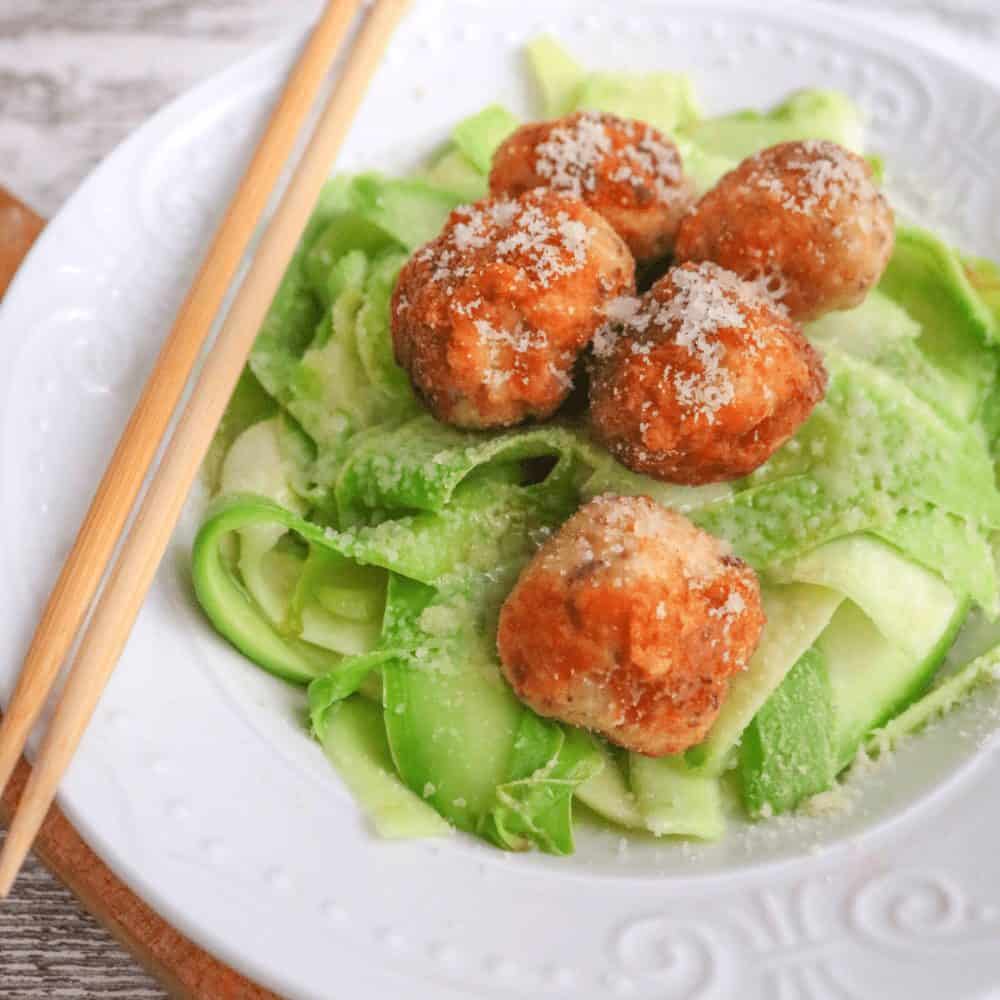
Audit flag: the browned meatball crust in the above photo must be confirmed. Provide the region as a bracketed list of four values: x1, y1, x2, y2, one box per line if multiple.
[497, 494, 765, 756]
[589, 262, 827, 484]
[391, 189, 634, 428]
[490, 111, 694, 262]
[675, 139, 894, 321]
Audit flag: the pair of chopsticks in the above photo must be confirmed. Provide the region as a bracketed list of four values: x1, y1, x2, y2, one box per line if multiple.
[0, 0, 411, 895]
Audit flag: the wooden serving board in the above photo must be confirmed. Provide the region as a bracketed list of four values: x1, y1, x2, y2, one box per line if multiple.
[0, 186, 279, 1000]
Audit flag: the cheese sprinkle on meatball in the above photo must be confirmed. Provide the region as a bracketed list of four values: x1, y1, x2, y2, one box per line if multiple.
[490, 111, 693, 263]
[675, 139, 894, 321]
[497, 494, 765, 757]
[589, 261, 827, 484]
[392, 189, 634, 428]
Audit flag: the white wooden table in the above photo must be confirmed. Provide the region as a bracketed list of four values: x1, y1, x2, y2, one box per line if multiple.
[0, 1, 997, 997]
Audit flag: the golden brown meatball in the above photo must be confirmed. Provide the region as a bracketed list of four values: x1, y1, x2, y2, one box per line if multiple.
[589, 262, 827, 484]
[497, 494, 765, 756]
[489, 111, 693, 263]
[675, 139, 894, 321]
[391, 190, 634, 428]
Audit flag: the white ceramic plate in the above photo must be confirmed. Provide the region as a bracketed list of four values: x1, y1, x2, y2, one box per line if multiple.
[4, 2, 1000, 997]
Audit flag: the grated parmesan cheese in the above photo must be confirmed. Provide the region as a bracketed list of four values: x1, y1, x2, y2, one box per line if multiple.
[532, 111, 682, 203]
[748, 139, 871, 216]
[431, 195, 597, 291]
[619, 262, 771, 423]
[535, 111, 613, 196]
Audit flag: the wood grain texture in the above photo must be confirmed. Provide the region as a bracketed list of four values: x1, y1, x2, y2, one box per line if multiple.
[0, 836, 166, 999]
[0, 0, 322, 215]
[0, 191, 278, 999]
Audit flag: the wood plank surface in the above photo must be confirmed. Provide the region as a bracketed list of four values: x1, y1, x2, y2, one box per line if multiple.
[0, 0, 321, 217]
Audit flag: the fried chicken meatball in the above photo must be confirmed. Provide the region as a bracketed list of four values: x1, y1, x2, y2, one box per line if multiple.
[391, 190, 634, 428]
[489, 111, 693, 263]
[589, 262, 827, 484]
[675, 140, 894, 321]
[497, 494, 765, 756]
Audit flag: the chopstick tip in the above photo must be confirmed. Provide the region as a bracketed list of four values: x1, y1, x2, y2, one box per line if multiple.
[0, 813, 35, 898]
[0, 850, 20, 899]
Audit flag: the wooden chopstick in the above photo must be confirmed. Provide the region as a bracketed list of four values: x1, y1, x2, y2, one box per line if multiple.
[0, 0, 411, 895]
[0, 0, 366, 803]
